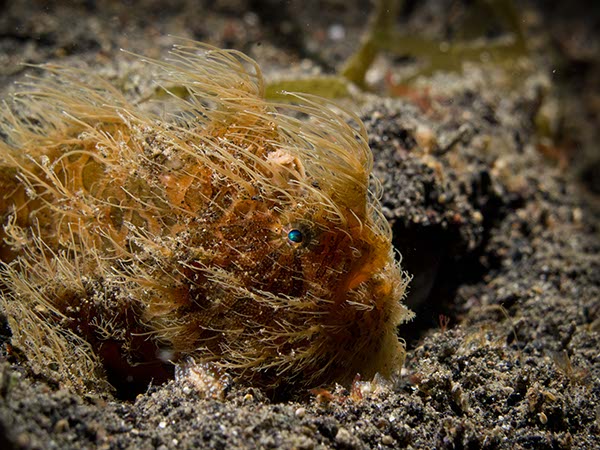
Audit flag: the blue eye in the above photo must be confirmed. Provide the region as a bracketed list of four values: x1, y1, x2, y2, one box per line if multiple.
[287, 229, 303, 244]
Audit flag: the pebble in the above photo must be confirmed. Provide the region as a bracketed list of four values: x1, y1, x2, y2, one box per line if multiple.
[382, 435, 395, 445]
[335, 427, 354, 446]
[54, 418, 69, 432]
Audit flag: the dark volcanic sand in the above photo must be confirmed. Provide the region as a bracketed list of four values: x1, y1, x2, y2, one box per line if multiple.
[1, 1, 599, 449]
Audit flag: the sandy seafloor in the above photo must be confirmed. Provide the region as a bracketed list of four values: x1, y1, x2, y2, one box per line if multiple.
[0, 0, 599, 448]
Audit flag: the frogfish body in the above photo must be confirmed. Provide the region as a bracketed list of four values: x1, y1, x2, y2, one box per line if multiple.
[0, 42, 412, 395]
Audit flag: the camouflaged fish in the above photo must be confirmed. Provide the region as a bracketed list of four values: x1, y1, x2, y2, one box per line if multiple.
[0, 41, 412, 395]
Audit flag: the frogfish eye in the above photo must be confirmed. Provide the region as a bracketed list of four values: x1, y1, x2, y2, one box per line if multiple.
[287, 229, 303, 244]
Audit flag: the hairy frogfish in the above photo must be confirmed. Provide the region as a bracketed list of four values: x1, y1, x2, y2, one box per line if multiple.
[0, 42, 413, 395]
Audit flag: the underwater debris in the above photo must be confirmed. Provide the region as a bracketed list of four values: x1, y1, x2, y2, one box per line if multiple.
[341, 0, 528, 89]
[0, 41, 413, 396]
